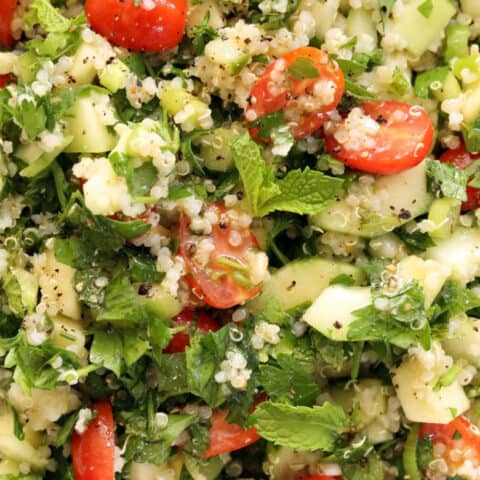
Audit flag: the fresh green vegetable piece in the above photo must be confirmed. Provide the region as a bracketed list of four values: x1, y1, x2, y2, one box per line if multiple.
[250, 401, 350, 451]
[403, 424, 422, 480]
[426, 159, 469, 202]
[287, 57, 320, 81]
[414, 67, 450, 99]
[445, 24, 470, 62]
[417, 0, 433, 18]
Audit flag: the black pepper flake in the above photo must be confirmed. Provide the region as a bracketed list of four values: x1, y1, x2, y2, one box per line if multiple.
[398, 208, 412, 220]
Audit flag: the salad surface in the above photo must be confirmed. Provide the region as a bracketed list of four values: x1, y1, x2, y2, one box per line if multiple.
[2, 0, 480, 479]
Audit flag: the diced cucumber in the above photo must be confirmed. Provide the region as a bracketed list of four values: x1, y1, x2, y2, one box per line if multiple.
[443, 317, 480, 368]
[311, 161, 432, 238]
[140, 284, 182, 319]
[424, 227, 480, 286]
[461, 81, 480, 123]
[432, 71, 462, 101]
[392, 342, 470, 423]
[3, 268, 38, 316]
[200, 125, 244, 172]
[345, 8, 377, 43]
[129, 454, 183, 480]
[330, 379, 394, 444]
[51, 315, 87, 361]
[0, 410, 48, 471]
[187, 0, 224, 30]
[265, 446, 321, 480]
[247, 257, 364, 313]
[63, 91, 117, 153]
[19, 135, 73, 178]
[396, 255, 450, 307]
[389, 0, 456, 57]
[204, 38, 250, 75]
[303, 285, 372, 341]
[67, 42, 98, 85]
[99, 59, 129, 93]
[453, 54, 480, 85]
[311, 0, 340, 40]
[461, 0, 480, 18]
[427, 197, 461, 240]
[445, 24, 470, 62]
[16, 51, 36, 83]
[159, 83, 212, 132]
[184, 453, 224, 480]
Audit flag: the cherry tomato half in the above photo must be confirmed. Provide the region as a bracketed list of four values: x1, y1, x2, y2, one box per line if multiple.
[440, 143, 480, 211]
[419, 416, 480, 476]
[163, 308, 220, 353]
[72, 401, 115, 480]
[0, 0, 16, 48]
[246, 47, 344, 141]
[324, 101, 434, 175]
[203, 409, 261, 459]
[85, 0, 187, 52]
[178, 203, 263, 310]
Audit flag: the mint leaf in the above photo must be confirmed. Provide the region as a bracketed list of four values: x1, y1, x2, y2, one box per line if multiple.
[251, 401, 350, 451]
[426, 159, 469, 202]
[27, 0, 72, 33]
[258, 355, 319, 405]
[258, 167, 344, 216]
[287, 57, 319, 81]
[230, 134, 279, 214]
[417, 0, 433, 18]
[90, 330, 124, 377]
[231, 135, 343, 216]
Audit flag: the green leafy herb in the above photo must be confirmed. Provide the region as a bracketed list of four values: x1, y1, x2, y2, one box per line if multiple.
[417, 0, 433, 18]
[250, 401, 350, 451]
[231, 134, 344, 216]
[330, 273, 356, 286]
[431, 280, 480, 320]
[344, 80, 375, 99]
[287, 57, 320, 81]
[258, 354, 319, 405]
[426, 159, 469, 202]
[390, 67, 410, 96]
[396, 229, 436, 253]
[188, 11, 219, 55]
[433, 364, 462, 392]
[26, 0, 74, 33]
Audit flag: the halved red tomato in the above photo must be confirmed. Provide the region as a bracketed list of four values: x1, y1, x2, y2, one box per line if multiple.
[72, 401, 115, 480]
[324, 101, 434, 175]
[299, 476, 341, 480]
[164, 308, 220, 353]
[246, 47, 344, 142]
[0, 0, 16, 48]
[178, 203, 263, 309]
[85, 0, 187, 52]
[203, 409, 261, 459]
[419, 416, 480, 477]
[440, 143, 480, 211]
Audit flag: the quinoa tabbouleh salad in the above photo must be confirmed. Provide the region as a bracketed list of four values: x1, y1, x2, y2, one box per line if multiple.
[3, 0, 480, 479]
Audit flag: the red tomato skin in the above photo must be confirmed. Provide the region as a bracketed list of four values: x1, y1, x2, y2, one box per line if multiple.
[419, 416, 480, 473]
[85, 0, 187, 52]
[163, 308, 219, 353]
[325, 101, 434, 175]
[246, 47, 344, 141]
[72, 401, 115, 480]
[178, 204, 262, 310]
[203, 409, 261, 459]
[0, 0, 16, 48]
[440, 143, 480, 211]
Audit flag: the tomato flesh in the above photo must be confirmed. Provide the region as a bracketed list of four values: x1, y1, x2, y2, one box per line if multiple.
[203, 409, 261, 459]
[299, 476, 341, 480]
[0, 0, 16, 48]
[163, 308, 220, 353]
[419, 416, 480, 476]
[440, 143, 480, 211]
[0, 75, 12, 89]
[246, 47, 344, 141]
[324, 101, 434, 175]
[85, 0, 187, 52]
[178, 203, 263, 309]
[72, 401, 115, 480]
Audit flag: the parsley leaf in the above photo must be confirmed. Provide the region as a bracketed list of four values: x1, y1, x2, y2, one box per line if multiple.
[287, 57, 320, 81]
[26, 0, 73, 33]
[417, 0, 433, 18]
[231, 134, 344, 216]
[426, 159, 469, 202]
[188, 11, 219, 55]
[258, 354, 319, 405]
[250, 401, 350, 451]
